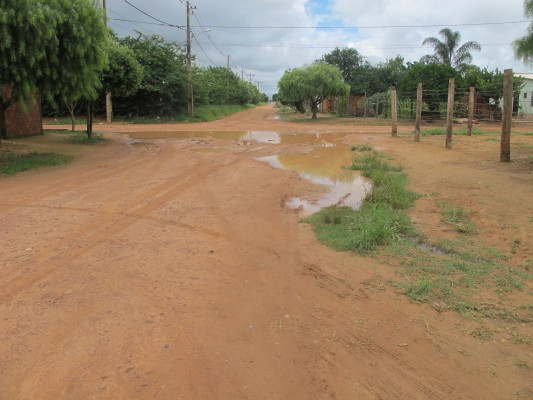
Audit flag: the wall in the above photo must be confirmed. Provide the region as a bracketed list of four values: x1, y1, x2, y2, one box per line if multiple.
[1, 87, 42, 138]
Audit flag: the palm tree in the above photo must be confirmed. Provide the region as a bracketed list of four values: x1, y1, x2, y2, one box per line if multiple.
[421, 28, 481, 71]
[514, 0, 533, 65]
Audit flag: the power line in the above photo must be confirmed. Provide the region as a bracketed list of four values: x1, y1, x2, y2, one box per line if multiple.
[110, 17, 184, 29]
[190, 20, 532, 30]
[122, 0, 180, 28]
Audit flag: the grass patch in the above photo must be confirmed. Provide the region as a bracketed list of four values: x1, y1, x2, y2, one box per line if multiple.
[439, 202, 478, 234]
[420, 127, 492, 136]
[116, 104, 256, 124]
[304, 151, 419, 254]
[62, 132, 106, 144]
[351, 144, 374, 151]
[303, 204, 415, 254]
[0, 151, 72, 175]
[302, 148, 532, 321]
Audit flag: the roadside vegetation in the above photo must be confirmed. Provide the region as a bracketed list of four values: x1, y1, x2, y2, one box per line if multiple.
[0, 130, 105, 176]
[304, 146, 533, 321]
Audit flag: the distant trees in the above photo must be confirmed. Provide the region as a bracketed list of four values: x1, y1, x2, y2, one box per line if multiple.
[420, 28, 481, 71]
[278, 63, 349, 119]
[514, 0, 533, 64]
[0, 0, 108, 142]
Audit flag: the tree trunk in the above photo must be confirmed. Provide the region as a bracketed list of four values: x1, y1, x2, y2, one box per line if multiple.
[0, 103, 8, 145]
[86, 101, 94, 139]
[65, 100, 77, 132]
[311, 102, 318, 119]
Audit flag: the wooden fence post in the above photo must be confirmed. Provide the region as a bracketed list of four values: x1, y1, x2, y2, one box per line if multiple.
[391, 87, 398, 137]
[467, 87, 475, 136]
[445, 78, 455, 149]
[375, 99, 379, 118]
[415, 83, 422, 142]
[501, 69, 513, 162]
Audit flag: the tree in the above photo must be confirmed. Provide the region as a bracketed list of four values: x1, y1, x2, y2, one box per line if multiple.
[514, 0, 533, 64]
[97, 43, 143, 129]
[421, 28, 481, 71]
[116, 33, 187, 117]
[398, 62, 462, 112]
[0, 0, 108, 143]
[278, 63, 349, 119]
[317, 47, 364, 82]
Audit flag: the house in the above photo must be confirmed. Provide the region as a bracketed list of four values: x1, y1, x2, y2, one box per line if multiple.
[1, 87, 42, 138]
[515, 73, 533, 120]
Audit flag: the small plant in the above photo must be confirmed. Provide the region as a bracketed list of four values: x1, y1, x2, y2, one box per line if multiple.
[63, 132, 106, 144]
[440, 202, 478, 234]
[351, 144, 373, 152]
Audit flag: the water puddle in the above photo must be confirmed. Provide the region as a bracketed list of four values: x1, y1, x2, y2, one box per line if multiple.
[257, 142, 371, 215]
[124, 130, 370, 215]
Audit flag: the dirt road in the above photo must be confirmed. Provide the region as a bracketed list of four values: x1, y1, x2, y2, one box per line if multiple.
[1, 105, 532, 399]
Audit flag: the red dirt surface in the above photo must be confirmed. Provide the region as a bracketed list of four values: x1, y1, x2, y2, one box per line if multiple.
[1, 105, 532, 399]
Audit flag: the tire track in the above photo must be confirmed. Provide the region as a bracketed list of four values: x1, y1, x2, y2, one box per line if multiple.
[0, 160, 216, 304]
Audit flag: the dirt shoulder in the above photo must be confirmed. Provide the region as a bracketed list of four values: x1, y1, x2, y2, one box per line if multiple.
[1, 105, 532, 399]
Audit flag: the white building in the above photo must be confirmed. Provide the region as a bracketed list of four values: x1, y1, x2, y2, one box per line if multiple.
[515, 73, 533, 119]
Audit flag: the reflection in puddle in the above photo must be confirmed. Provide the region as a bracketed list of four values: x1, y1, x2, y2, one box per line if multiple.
[257, 142, 371, 215]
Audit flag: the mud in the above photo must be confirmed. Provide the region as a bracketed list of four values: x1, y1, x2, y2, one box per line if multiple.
[1, 105, 532, 399]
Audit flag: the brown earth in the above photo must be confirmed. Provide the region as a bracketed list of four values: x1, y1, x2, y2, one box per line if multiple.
[1, 105, 532, 399]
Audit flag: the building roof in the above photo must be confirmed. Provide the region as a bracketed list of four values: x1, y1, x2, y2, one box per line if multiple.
[515, 73, 533, 80]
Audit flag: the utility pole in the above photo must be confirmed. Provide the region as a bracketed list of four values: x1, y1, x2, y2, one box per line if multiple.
[102, 0, 113, 123]
[247, 73, 254, 84]
[186, 1, 194, 116]
[241, 70, 244, 80]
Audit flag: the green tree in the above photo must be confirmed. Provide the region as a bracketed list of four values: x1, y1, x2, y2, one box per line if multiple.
[0, 0, 108, 143]
[116, 33, 187, 116]
[278, 63, 349, 119]
[97, 43, 143, 128]
[398, 62, 462, 112]
[514, 0, 533, 64]
[317, 47, 364, 82]
[421, 28, 481, 71]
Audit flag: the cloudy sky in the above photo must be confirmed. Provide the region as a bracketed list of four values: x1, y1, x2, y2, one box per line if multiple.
[106, 0, 532, 95]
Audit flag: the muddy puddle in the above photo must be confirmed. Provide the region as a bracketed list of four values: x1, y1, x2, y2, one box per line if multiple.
[257, 143, 370, 215]
[125, 130, 370, 215]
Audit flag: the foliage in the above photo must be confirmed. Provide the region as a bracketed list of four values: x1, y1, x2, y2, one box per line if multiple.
[115, 33, 188, 116]
[420, 28, 481, 71]
[397, 62, 462, 111]
[462, 66, 525, 100]
[102, 43, 143, 97]
[514, 0, 533, 65]
[63, 132, 106, 144]
[317, 47, 364, 81]
[319, 49, 407, 96]
[278, 63, 350, 118]
[0, 0, 108, 141]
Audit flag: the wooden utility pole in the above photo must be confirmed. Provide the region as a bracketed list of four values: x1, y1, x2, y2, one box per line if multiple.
[445, 78, 455, 149]
[414, 82, 422, 142]
[186, 1, 194, 116]
[391, 87, 398, 137]
[102, 0, 113, 123]
[247, 73, 254, 84]
[501, 69, 513, 162]
[467, 87, 475, 136]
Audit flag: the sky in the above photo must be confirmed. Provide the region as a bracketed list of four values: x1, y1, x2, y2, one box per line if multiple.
[106, 0, 533, 96]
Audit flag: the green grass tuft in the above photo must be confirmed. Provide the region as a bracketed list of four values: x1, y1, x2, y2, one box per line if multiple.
[63, 132, 106, 144]
[0, 151, 73, 175]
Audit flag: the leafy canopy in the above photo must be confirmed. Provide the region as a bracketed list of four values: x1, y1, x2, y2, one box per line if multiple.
[278, 63, 349, 118]
[514, 0, 533, 65]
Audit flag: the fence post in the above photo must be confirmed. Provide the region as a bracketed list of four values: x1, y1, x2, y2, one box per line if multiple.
[364, 92, 368, 117]
[415, 83, 422, 142]
[501, 69, 513, 162]
[391, 87, 398, 137]
[375, 99, 379, 118]
[445, 78, 455, 149]
[467, 87, 475, 136]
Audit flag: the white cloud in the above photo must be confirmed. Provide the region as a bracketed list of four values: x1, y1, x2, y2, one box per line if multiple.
[107, 0, 533, 95]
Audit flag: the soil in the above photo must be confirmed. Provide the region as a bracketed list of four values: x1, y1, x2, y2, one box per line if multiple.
[1, 105, 532, 399]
